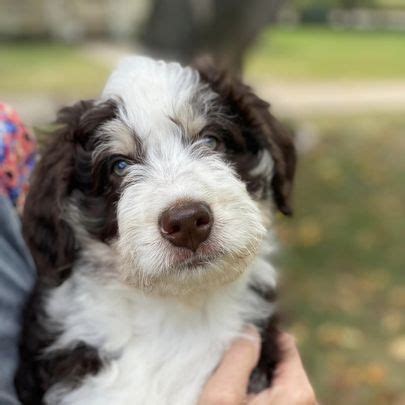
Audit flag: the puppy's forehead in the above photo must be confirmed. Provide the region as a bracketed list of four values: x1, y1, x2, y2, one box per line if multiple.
[102, 56, 216, 145]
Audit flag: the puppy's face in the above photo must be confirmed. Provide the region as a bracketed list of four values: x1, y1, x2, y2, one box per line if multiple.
[24, 57, 296, 296]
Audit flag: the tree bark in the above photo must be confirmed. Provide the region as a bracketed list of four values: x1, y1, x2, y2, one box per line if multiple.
[141, 0, 285, 72]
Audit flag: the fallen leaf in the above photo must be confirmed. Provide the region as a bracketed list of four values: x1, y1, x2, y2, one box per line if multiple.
[317, 323, 364, 349]
[382, 311, 403, 334]
[388, 336, 405, 362]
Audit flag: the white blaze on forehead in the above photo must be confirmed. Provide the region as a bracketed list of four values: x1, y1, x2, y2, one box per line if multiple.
[102, 56, 216, 142]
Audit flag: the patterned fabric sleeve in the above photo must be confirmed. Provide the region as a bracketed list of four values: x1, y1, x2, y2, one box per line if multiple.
[0, 103, 37, 211]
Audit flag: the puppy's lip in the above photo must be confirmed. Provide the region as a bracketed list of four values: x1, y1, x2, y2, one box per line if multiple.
[169, 246, 223, 269]
[180, 254, 218, 268]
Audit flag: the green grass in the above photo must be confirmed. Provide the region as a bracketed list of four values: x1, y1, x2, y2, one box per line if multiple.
[276, 113, 405, 404]
[376, 0, 405, 8]
[247, 26, 405, 80]
[0, 42, 109, 96]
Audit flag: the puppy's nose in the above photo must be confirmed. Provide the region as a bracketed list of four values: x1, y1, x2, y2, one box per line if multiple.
[159, 201, 213, 252]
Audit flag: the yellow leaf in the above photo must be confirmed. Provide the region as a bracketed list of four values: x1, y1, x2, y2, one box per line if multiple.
[317, 323, 364, 349]
[388, 336, 405, 362]
[364, 363, 387, 385]
[382, 311, 403, 334]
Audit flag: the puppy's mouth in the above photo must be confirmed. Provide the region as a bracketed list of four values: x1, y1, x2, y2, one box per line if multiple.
[168, 245, 223, 270]
[177, 254, 219, 270]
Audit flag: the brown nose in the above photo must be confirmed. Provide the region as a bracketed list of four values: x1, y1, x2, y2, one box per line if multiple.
[159, 201, 213, 252]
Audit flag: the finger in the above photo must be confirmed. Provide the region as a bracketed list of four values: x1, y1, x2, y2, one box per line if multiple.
[273, 333, 305, 380]
[249, 387, 279, 405]
[279, 333, 301, 362]
[199, 325, 261, 404]
[249, 386, 296, 405]
[249, 386, 317, 405]
[250, 333, 316, 405]
[212, 325, 261, 385]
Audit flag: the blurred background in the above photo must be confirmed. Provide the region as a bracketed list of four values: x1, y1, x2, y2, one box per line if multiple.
[1, 0, 404, 403]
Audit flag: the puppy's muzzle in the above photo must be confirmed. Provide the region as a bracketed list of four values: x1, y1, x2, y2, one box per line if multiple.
[159, 201, 213, 252]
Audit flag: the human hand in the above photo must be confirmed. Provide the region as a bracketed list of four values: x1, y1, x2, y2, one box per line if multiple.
[199, 326, 317, 405]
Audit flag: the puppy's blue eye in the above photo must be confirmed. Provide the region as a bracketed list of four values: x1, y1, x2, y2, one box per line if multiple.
[201, 135, 220, 150]
[113, 160, 130, 176]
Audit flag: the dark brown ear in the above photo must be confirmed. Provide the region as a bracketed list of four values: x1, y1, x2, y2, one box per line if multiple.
[193, 57, 296, 215]
[22, 100, 117, 285]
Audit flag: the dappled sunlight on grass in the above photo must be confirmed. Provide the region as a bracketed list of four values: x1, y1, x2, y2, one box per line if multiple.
[276, 114, 405, 404]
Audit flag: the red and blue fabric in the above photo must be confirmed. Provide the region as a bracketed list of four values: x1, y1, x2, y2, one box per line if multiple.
[0, 103, 37, 210]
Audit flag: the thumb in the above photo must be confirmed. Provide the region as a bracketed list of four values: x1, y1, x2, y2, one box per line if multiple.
[199, 325, 261, 404]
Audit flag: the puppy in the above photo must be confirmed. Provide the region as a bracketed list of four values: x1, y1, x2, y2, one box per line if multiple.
[16, 56, 296, 405]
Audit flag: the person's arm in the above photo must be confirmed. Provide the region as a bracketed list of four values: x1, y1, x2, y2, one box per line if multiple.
[0, 103, 37, 404]
[0, 197, 36, 405]
[199, 327, 317, 405]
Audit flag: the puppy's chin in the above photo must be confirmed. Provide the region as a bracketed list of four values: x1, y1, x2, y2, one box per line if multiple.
[116, 244, 260, 297]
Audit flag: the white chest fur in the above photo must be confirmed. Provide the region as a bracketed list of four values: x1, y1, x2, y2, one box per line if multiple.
[44, 254, 276, 405]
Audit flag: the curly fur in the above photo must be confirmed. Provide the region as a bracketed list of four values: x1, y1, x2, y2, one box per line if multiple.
[16, 56, 296, 405]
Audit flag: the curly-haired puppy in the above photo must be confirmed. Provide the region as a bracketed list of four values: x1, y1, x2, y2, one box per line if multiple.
[16, 56, 296, 405]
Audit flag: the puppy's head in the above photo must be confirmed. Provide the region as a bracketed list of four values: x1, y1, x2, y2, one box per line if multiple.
[24, 57, 295, 295]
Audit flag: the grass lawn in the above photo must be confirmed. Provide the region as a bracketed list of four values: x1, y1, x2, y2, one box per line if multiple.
[247, 26, 405, 80]
[276, 113, 405, 404]
[0, 42, 110, 96]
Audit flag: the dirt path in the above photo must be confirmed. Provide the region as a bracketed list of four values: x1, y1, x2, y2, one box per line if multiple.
[252, 79, 405, 116]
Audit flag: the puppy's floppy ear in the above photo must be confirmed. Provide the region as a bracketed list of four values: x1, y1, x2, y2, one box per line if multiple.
[23, 100, 117, 285]
[193, 57, 296, 215]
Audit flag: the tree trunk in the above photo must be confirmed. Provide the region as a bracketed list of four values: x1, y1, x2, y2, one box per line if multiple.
[140, 0, 285, 72]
